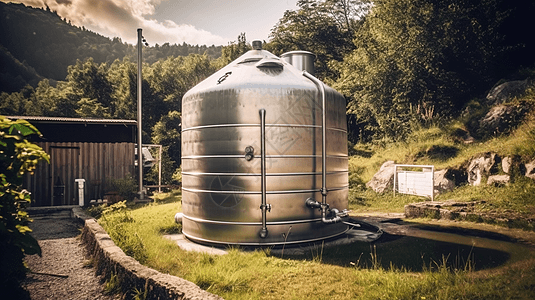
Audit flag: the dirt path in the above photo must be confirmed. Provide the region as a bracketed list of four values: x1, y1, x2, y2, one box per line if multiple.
[22, 209, 119, 300]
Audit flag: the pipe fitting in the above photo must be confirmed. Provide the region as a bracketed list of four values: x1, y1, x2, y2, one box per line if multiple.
[306, 198, 347, 224]
[305, 198, 322, 209]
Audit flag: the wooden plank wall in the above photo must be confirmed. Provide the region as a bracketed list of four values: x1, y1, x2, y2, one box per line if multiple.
[25, 142, 135, 207]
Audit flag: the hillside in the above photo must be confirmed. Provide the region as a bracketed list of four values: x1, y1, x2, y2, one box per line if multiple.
[0, 2, 222, 93]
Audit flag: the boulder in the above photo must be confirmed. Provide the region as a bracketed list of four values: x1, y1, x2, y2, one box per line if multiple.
[502, 156, 512, 174]
[486, 79, 531, 106]
[433, 169, 455, 195]
[478, 104, 529, 137]
[487, 175, 510, 186]
[526, 160, 535, 180]
[366, 161, 396, 193]
[467, 153, 498, 186]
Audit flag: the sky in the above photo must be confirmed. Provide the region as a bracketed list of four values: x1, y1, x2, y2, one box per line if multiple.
[2, 0, 299, 46]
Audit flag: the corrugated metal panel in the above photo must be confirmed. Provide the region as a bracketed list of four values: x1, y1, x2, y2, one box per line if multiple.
[8, 116, 137, 125]
[24, 142, 135, 207]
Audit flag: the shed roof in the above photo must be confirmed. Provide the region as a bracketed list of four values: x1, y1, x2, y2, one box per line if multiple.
[7, 116, 137, 125]
[6, 116, 137, 143]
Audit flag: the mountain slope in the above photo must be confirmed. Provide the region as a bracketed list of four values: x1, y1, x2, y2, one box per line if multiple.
[0, 2, 222, 93]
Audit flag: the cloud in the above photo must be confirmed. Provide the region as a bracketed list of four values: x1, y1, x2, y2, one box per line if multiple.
[7, 0, 229, 45]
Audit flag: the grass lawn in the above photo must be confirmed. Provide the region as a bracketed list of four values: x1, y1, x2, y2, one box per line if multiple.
[95, 192, 535, 300]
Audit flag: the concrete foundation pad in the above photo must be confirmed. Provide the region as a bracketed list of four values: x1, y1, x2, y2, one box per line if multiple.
[164, 234, 228, 255]
[164, 218, 383, 256]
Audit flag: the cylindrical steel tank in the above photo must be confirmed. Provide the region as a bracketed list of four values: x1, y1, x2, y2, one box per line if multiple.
[180, 43, 349, 246]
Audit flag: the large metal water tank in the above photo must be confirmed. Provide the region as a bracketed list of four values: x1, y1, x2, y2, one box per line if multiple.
[180, 42, 349, 245]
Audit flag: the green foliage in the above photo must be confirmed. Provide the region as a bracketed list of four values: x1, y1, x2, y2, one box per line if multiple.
[213, 33, 251, 68]
[172, 167, 182, 184]
[0, 116, 49, 295]
[76, 98, 111, 118]
[105, 174, 137, 201]
[100, 198, 535, 300]
[267, 0, 369, 80]
[103, 273, 122, 295]
[0, 2, 222, 92]
[100, 201, 147, 263]
[334, 0, 535, 143]
[0, 91, 27, 116]
[148, 111, 182, 185]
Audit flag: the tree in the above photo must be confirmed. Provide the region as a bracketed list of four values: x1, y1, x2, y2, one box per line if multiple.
[66, 58, 112, 109]
[213, 33, 251, 69]
[0, 92, 27, 116]
[334, 0, 534, 142]
[107, 58, 137, 120]
[75, 98, 111, 118]
[148, 54, 216, 112]
[23, 79, 58, 116]
[267, 0, 369, 80]
[149, 111, 182, 184]
[0, 116, 49, 298]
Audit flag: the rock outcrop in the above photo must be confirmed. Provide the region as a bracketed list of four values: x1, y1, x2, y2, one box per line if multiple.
[487, 175, 511, 186]
[486, 79, 532, 106]
[467, 152, 498, 186]
[478, 104, 530, 137]
[526, 160, 535, 180]
[366, 152, 534, 195]
[433, 169, 455, 194]
[366, 161, 395, 193]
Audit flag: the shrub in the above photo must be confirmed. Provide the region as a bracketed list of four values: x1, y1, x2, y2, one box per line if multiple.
[0, 116, 49, 297]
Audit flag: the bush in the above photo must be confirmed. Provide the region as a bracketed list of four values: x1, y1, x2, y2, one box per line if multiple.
[0, 116, 49, 298]
[105, 174, 136, 201]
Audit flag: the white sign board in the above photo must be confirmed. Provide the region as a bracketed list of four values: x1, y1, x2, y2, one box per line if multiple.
[394, 165, 434, 200]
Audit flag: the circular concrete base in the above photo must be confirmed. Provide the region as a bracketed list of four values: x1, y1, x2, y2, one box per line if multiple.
[165, 218, 383, 256]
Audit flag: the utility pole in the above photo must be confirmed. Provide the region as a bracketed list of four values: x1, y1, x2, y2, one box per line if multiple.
[137, 28, 144, 200]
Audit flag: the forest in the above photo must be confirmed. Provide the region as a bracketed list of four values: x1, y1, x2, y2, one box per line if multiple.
[1, 0, 535, 185]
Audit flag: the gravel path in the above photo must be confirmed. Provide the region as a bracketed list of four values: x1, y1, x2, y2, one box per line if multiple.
[22, 209, 120, 300]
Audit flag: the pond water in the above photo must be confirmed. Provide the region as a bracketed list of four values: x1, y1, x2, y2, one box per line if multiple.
[279, 218, 534, 272]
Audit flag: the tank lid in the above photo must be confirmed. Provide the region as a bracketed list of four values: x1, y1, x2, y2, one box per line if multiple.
[252, 40, 262, 50]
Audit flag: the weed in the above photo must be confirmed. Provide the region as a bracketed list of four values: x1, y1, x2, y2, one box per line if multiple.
[105, 174, 136, 201]
[370, 244, 381, 270]
[280, 226, 292, 258]
[82, 259, 93, 268]
[158, 223, 182, 234]
[310, 241, 324, 263]
[86, 204, 107, 218]
[103, 273, 121, 295]
[131, 279, 149, 300]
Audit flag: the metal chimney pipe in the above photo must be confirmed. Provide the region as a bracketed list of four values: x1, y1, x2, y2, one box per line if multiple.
[137, 28, 144, 200]
[281, 51, 316, 75]
[252, 40, 262, 50]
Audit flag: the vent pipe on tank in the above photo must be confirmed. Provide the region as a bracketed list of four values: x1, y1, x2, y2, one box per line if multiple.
[252, 40, 262, 50]
[281, 51, 316, 75]
[303, 70, 348, 224]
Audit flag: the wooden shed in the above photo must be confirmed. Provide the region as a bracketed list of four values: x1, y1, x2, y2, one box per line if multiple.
[9, 116, 137, 207]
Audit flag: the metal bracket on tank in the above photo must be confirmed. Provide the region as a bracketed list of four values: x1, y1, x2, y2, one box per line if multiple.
[244, 146, 254, 161]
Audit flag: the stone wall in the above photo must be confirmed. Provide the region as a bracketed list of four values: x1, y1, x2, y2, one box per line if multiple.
[72, 207, 222, 300]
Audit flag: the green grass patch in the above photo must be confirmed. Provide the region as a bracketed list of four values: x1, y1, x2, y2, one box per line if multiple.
[348, 102, 535, 220]
[98, 193, 535, 299]
[349, 188, 423, 213]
